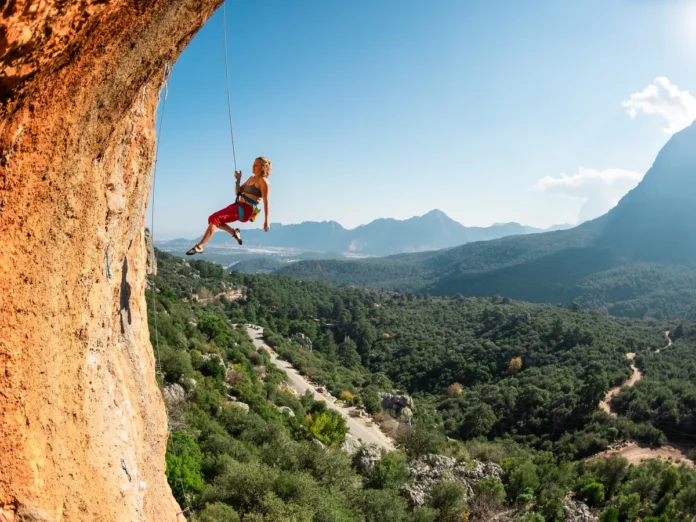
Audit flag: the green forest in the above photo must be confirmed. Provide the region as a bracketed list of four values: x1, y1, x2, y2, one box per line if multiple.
[150, 249, 696, 521]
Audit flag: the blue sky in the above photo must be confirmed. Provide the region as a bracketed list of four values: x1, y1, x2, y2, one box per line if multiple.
[148, 0, 696, 239]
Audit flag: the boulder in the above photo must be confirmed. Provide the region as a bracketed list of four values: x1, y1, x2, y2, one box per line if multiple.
[162, 384, 186, 408]
[228, 401, 250, 413]
[339, 433, 362, 456]
[563, 498, 597, 522]
[277, 406, 296, 417]
[353, 445, 383, 474]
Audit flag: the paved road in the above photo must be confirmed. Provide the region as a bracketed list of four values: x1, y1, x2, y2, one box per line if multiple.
[245, 326, 395, 451]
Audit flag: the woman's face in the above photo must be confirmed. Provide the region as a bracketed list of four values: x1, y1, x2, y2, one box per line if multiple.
[252, 160, 262, 175]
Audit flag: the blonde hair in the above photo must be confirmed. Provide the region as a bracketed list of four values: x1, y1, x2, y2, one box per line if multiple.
[256, 156, 272, 178]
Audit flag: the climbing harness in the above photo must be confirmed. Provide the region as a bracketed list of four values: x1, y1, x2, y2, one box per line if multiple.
[235, 187, 262, 222]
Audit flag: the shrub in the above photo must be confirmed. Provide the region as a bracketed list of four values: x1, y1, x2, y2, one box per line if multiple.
[339, 390, 355, 403]
[599, 507, 619, 522]
[363, 392, 383, 414]
[194, 502, 241, 522]
[508, 357, 523, 374]
[165, 430, 205, 505]
[447, 383, 464, 397]
[427, 481, 468, 522]
[580, 481, 605, 506]
[366, 454, 410, 490]
[303, 411, 348, 446]
[474, 476, 506, 505]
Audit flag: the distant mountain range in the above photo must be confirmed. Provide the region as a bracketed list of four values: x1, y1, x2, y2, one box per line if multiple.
[278, 120, 696, 320]
[156, 211, 572, 257]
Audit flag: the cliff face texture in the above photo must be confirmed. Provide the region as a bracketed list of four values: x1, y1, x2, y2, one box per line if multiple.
[0, 1, 222, 520]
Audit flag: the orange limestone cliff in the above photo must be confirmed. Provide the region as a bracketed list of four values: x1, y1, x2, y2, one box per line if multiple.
[0, 1, 222, 520]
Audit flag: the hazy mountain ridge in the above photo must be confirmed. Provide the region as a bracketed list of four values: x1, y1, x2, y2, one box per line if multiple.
[156, 209, 571, 257]
[278, 121, 696, 319]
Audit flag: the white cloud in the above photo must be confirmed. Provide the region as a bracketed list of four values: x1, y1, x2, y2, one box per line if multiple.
[622, 77, 696, 134]
[533, 167, 643, 224]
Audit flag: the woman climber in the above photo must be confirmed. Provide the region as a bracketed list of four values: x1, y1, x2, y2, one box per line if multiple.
[186, 156, 272, 255]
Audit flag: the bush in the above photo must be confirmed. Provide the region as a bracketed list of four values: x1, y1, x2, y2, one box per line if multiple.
[363, 392, 383, 414]
[194, 502, 241, 522]
[410, 507, 440, 522]
[598, 506, 619, 522]
[508, 357, 523, 374]
[618, 493, 640, 521]
[397, 423, 445, 459]
[447, 383, 463, 397]
[367, 454, 410, 490]
[427, 481, 468, 522]
[360, 488, 409, 522]
[580, 482, 605, 507]
[502, 458, 539, 501]
[339, 390, 355, 402]
[165, 431, 205, 505]
[303, 411, 348, 446]
[475, 477, 506, 504]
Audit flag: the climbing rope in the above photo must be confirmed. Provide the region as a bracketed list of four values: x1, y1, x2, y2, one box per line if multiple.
[150, 60, 173, 381]
[146, 7, 242, 511]
[222, 0, 238, 172]
[149, 59, 195, 520]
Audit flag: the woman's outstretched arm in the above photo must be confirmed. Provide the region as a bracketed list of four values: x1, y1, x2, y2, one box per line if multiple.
[260, 178, 271, 231]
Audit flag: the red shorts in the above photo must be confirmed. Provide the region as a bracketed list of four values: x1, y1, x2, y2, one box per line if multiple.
[208, 202, 253, 226]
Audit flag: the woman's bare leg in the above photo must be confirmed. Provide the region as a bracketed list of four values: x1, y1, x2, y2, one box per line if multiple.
[197, 223, 218, 248]
[218, 223, 241, 242]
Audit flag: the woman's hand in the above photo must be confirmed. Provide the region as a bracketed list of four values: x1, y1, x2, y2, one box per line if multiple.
[264, 220, 270, 232]
[234, 170, 242, 181]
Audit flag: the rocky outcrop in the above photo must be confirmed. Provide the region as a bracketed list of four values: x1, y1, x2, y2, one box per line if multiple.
[402, 454, 504, 508]
[163, 383, 187, 409]
[276, 406, 295, 418]
[379, 392, 414, 421]
[0, 1, 223, 521]
[563, 497, 597, 522]
[339, 433, 362, 456]
[145, 227, 157, 276]
[353, 445, 384, 474]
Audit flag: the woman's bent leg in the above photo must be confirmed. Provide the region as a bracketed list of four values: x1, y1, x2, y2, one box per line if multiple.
[198, 223, 218, 248]
[204, 203, 244, 244]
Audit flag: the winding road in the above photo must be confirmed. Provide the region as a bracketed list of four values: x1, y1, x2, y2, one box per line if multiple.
[596, 331, 693, 467]
[599, 330, 672, 416]
[245, 326, 395, 451]
[598, 352, 640, 416]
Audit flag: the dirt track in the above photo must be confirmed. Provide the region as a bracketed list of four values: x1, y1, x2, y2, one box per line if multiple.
[598, 330, 672, 415]
[600, 441, 694, 469]
[245, 327, 395, 451]
[595, 331, 694, 467]
[598, 353, 640, 416]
